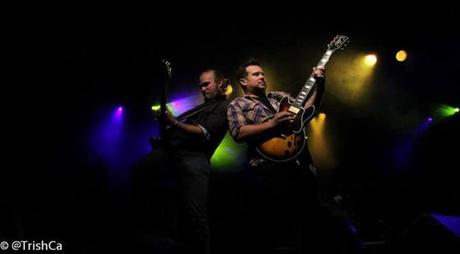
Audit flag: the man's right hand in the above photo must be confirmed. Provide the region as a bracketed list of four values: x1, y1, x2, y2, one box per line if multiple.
[236, 112, 295, 143]
[268, 111, 295, 128]
[153, 110, 177, 126]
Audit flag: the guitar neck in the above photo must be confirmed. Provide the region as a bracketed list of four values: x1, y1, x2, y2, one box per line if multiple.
[159, 60, 172, 139]
[292, 49, 333, 108]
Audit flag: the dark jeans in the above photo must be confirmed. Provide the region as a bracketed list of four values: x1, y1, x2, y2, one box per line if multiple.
[247, 159, 320, 253]
[131, 148, 210, 254]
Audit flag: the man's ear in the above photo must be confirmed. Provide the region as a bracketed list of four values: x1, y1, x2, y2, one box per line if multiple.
[240, 78, 247, 87]
[217, 80, 225, 93]
[218, 79, 229, 90]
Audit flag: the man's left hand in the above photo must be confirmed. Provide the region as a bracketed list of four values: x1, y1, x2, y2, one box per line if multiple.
[312, 67, 325, 81]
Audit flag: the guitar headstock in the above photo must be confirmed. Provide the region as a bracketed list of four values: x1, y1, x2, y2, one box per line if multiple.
[161, 59, 173, 78]
[327, 35, 350, 51]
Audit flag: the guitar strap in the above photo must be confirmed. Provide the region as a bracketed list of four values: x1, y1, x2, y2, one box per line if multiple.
[259, 95, 277, 114]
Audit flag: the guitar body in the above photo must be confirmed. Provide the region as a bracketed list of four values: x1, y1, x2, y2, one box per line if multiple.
[256, 97, 316, 162]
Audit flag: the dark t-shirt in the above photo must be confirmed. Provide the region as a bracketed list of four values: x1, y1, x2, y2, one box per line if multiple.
[168, 97, 228, 159]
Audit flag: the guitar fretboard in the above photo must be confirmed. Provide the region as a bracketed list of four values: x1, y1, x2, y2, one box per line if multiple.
[292, 49, 333, 108]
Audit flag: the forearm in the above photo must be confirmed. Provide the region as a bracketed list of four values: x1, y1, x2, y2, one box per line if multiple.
[174, 121, 203, 136]
[314, 81, 325, 108]
[304, 88, 317, 108]
[304, 82, 325, 109]
[236, 121, 274, 142]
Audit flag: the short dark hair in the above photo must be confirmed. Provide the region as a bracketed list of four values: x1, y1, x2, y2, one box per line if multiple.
[235, 58, 261, 86]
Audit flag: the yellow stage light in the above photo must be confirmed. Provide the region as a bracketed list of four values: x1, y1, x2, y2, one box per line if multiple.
[396, 50, 407, 62]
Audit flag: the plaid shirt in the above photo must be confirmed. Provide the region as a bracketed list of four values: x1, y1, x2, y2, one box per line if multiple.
[227, 91, 294, 139]
[227, 91, 296, 164]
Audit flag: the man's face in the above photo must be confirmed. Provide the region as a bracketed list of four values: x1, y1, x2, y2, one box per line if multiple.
[241, 65, 266, 93]
[199, 71, 221, 100]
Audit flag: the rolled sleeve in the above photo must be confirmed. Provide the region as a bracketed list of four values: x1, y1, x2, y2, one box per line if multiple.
[227, 101, 247, 140]
[195, 102, 228, 141]
[197, 124, 211, 140]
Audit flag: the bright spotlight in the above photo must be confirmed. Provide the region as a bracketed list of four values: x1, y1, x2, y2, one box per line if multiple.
[396, 50, 407, 62]
[114, 106, 123, 119]
[225, 84, 233, 97]
[364, 54, 377, 66]
[437, 104, 460, 118]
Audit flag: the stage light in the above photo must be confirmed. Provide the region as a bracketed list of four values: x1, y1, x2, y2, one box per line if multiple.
[115, 106, 123, 118]
[151, 94, 203, 116]
[364, 54, 377, 66]
[151, 103, 175, 114]
[211, 134, 245, 171]
[308, 112, 335, 170]
[326, 52, 376, 106]
[225, 84, 233, 97]
[437, 104, 459, 118]
[396, 50, 407, 62]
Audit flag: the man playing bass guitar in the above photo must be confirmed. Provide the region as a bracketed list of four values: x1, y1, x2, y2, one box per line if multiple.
[132, 68, 228, 254]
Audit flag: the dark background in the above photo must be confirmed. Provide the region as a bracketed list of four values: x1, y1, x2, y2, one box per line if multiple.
[3, 3, 459, 253]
